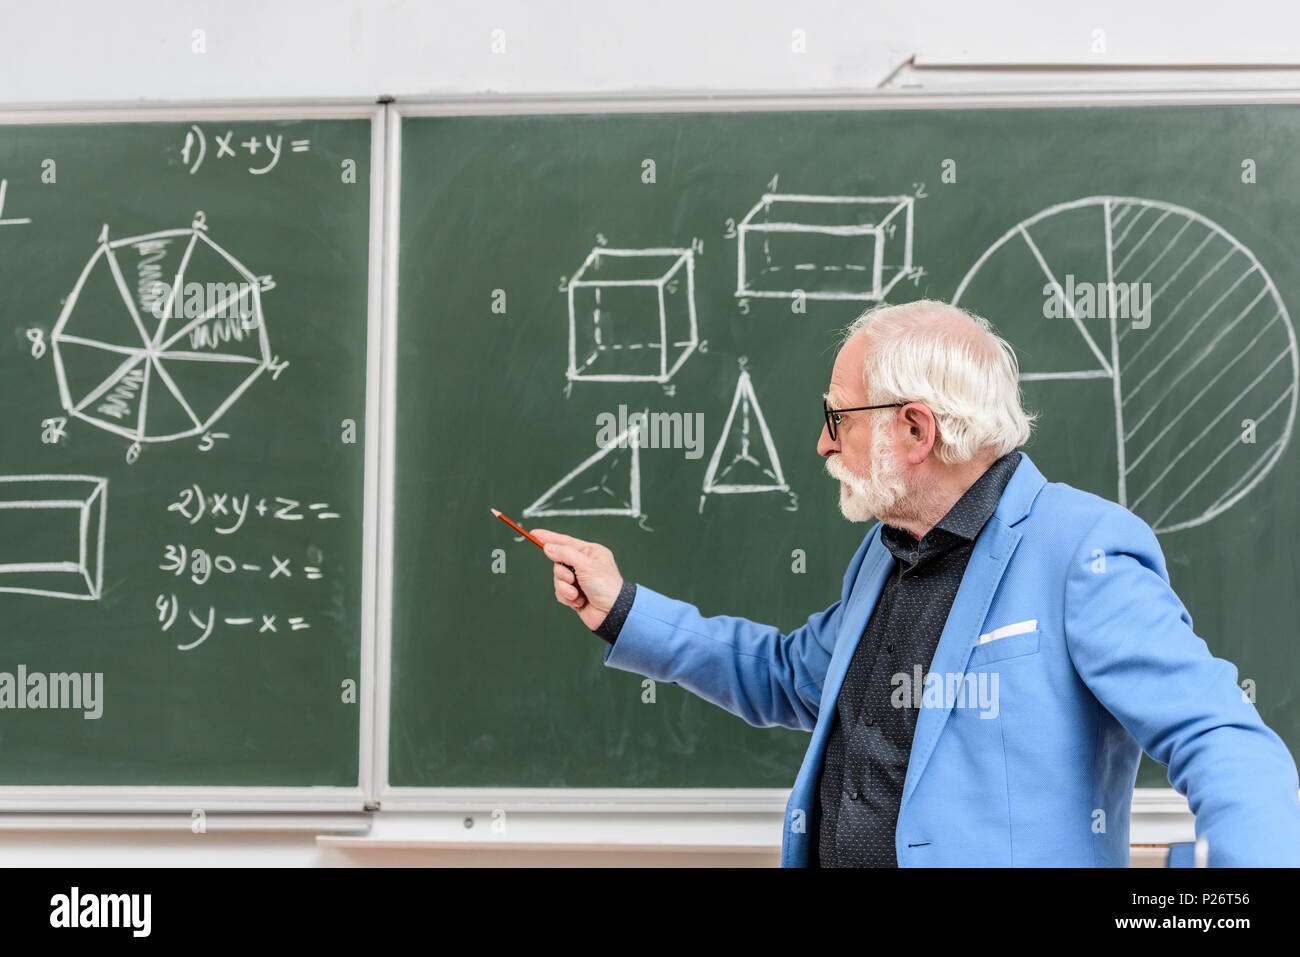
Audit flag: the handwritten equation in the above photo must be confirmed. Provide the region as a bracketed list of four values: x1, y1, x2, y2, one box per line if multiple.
[156, 595, 312, 651]
[167, 485, 340, 534]
[180, 125, 311, 176]
[160, 486, 340, 651]
[159, 544, 325, 585]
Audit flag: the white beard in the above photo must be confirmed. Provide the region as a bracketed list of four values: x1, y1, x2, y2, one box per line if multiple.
[824, 420, 908, 523]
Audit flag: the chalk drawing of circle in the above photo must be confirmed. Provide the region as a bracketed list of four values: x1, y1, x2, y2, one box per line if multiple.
[953, 196, 1298, 534]
[51, 225, 271, 445]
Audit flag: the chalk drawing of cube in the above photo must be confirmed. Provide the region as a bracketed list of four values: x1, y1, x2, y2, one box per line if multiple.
[567, 247, 699, 383]
[736, 194, 915, 301]
[0, 475, 107, 600]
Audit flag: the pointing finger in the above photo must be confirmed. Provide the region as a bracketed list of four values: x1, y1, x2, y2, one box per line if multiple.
[543, 542, 587, 568]
[531, 529, 591, 549]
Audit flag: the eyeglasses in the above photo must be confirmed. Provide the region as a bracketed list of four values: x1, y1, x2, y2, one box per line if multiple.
[823, 398, 907, 442]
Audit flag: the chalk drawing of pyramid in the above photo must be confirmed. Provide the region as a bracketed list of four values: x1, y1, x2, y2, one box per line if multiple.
[701, 368, 788, 500]
[522, 425, 642, 518]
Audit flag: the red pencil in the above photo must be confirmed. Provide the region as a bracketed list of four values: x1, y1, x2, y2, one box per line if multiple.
[490, 508, 546, 551]
[491, 508, 586, 601]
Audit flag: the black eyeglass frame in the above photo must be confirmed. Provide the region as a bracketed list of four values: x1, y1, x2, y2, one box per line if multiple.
[823, 399, 908, 441]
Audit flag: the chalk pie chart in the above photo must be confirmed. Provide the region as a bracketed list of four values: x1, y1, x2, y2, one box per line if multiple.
[50, 225, 271, 445]
[953, 196, 1298, 534]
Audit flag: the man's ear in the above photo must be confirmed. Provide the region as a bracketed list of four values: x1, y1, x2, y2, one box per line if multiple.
[901, 403, 937, 463]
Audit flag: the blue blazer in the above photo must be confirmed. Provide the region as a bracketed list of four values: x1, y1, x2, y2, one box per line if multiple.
[603, 452, 1300, 866]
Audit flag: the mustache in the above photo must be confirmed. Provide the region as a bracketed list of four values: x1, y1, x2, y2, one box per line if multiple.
[825, 455, 861, 484]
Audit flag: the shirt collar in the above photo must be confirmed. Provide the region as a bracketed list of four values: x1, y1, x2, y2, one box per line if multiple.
[880, 450, 1023, 559]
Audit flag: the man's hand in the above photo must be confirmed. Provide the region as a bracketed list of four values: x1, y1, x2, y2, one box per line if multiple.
[531, 529, 624, 631]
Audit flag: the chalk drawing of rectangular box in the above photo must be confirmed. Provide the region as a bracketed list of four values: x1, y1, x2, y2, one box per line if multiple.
[736, 194, 915, 301]
[567, 247, 699, 384]
[0, 475, 107, 600]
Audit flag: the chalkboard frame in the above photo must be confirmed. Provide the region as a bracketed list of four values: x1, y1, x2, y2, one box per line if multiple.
[0, 100, 387, 813]
[377, 87, 1300, 819]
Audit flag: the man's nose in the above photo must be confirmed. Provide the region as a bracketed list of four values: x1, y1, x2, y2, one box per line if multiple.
[817, 423, 838, 458]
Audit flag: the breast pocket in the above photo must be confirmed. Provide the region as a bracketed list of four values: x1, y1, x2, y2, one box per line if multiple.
[967, 628, 1041, 667]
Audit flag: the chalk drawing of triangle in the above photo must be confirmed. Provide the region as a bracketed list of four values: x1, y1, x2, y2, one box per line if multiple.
[702, 369, 789, 494]
[522, 425, 642, 518]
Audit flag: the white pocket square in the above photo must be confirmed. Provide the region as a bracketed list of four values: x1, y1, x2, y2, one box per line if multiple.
[977, 618, 1038, 645]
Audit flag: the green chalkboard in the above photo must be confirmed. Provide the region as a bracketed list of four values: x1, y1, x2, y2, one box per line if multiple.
[0, 117, 373, 790]
[391, 103, 1300, 790]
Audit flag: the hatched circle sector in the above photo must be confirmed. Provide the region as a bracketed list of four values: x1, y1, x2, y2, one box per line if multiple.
[52, 339, 147, 416]
[70, 352, 150, 441]
[954, 196, 1298, 533]
[102, 243, 165, 352]
[157, 289, 266, 361]
[145, 229, 202, 349]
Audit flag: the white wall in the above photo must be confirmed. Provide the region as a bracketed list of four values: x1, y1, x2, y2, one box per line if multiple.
[0, 0, 1278, 865]
[2, 0, 1299, 107]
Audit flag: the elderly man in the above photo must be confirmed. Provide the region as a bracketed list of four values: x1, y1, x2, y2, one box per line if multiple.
[534, 299, 1300, 867]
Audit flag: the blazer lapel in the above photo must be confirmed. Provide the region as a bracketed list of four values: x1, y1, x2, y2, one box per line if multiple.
[899, 518, 1020, 808]
[792, 531, 892, 794]
[899, 451, 1046, 810]
[819, 543, 894, 717]
[784, 530, 895, 867]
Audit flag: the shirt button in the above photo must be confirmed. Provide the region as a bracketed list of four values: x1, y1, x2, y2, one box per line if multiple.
[864, 717, 875, 727]
[849, 791, 861, 801]
[886, 644, 895, 653]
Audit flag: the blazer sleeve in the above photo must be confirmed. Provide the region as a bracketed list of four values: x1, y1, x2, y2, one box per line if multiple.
[600, 533, 876, 732]
[1064, 505, 1300, 866]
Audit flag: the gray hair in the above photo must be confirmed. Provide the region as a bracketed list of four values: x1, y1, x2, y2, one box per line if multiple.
[841, 299, 1036, 464]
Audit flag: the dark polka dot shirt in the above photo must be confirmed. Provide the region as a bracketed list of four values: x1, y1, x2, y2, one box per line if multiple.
[815, 450, 1022, 867]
